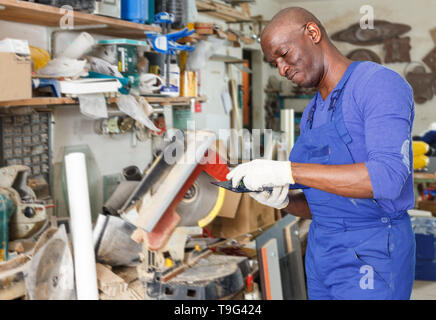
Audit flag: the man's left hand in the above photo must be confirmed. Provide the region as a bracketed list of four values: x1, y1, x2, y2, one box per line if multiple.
[249, 185, 290, 209]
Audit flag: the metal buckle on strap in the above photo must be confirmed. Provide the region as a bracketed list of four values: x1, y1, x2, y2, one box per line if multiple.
[328, 89, 342, 112]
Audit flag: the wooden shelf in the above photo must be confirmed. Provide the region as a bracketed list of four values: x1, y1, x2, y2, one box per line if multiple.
[145, 96, 207, 106]
[0, 97, 77, 107]
[210, 54, 247, 64]
[196, 0, 253, 23]
[0, 0, 160, 38]
[0, 96, 207, 108]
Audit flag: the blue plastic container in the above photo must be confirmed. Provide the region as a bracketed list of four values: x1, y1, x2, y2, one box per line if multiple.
[412, 216, 436, 281]
[121, 0, 149, 24]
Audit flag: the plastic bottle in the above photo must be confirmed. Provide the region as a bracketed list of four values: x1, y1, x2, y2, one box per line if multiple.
[162, 59, 180, 97]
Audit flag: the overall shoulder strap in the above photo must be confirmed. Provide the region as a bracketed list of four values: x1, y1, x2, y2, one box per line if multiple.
[329, 61, 363, 144]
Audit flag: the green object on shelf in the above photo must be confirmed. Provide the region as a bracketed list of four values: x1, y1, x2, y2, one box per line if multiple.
[0, 193, 16, 262]
[118, 45, 138, 75]
[147, 0, 155, 24]
[173, 108, 193, 131]
[97, 39, 149, 47]
[124, 73, 140, 91]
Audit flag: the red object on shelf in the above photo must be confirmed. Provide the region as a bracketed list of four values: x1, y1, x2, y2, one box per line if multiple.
[194, 102, 202, 113]
[246, 274, 254, 293]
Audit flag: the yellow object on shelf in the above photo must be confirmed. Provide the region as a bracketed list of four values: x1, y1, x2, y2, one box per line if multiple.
[180, 71, 197, 97]
[164, 258, 173, 268]
[29, 46, 50, 71]
[413, 141, 430, 156]
[414, 154, 429, 170]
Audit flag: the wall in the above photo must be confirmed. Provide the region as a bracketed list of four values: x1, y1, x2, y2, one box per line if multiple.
[277, 0, 436, 135]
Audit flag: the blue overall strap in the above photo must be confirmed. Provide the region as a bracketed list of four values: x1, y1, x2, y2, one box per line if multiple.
[328, 61, 363, 144]
[306, 61, 362, 130]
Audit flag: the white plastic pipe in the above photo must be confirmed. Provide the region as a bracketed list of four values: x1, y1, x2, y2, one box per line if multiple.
[65, 152, 99, 300]
[280, 109, 295, 153]
[59, 32, 95, 59]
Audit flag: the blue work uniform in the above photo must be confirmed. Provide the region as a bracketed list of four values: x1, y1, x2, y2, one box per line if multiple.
[289, 61, 416, 300]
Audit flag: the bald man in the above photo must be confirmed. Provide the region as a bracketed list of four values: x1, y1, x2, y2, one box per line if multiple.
[227, 7, 416, 300]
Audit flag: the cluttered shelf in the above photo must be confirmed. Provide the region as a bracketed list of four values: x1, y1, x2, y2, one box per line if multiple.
[0, 96, 207, 107]
[0, 0, 161, 38]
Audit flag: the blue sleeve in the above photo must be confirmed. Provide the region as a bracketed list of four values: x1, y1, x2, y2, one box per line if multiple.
[356, 68, 414, 200]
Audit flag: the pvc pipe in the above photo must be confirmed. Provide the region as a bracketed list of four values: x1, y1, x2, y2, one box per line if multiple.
[280, 109, 295, 154]
[59, 32, 95, 59]
[65, 152, 99, 300]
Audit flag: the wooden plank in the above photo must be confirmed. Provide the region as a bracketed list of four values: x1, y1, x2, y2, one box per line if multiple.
[0, 0, 160, 38]
[204, 11, 238, 23]
[96, 263, 128, 297]
[0, 97, 76, 107]
[260, 239, 283, 300]
[210, 55, 246, 64]
[0, 96, 206, 107]
[145, 96, 207, 105]
[196, 0, 252, 22]
[260, 246, 271, 300]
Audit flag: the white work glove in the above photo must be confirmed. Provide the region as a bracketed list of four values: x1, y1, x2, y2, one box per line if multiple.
[249, 185, 290, 209]
[226, 159, 295, 191]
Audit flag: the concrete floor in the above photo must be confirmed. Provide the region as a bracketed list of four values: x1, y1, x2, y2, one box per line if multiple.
[411, 280, 436, 300]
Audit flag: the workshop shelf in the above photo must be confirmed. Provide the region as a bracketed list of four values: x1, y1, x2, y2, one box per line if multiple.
[0, 0, 161, 38]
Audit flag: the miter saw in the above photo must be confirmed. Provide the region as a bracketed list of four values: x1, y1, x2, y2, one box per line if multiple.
[0, 166, 48, 262]
[93, 130, 250, 300]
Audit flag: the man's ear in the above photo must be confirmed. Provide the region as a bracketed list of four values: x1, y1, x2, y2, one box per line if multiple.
[305, 22, 322, 44]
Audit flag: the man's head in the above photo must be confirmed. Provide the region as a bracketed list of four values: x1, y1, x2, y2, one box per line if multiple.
[261, 7, 329, 88]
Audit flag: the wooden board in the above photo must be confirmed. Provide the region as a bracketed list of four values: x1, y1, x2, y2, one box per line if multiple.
[259, 239, 283, 300]
[0, 97, 77, 107]
[0, 0, 160, 38]
[0, 96, 207, 107]
[96, 263, 128, 297]
[415, 172, 436, 182]
[196, 0, 253, 22]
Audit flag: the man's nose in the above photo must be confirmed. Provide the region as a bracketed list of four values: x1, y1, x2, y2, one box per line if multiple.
[277, 60, 289, 78]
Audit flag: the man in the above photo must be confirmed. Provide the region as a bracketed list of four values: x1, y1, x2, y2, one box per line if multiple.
[227, 7, 416, 300]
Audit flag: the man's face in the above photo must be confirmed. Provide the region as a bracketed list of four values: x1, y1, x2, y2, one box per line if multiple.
[261, 25, 322, 88]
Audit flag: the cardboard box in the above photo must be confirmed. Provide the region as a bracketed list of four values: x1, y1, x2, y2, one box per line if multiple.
[194, 23, 214, 35]
[418, 200, 436, 217]
[0, 52, 31, 102]
[218, 190, 242, 219]
[210, 193, 277, 238]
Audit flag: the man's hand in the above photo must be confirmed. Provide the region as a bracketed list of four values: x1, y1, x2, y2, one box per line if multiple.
[249, 185, 290, 209]
[226, 159, 295, 191]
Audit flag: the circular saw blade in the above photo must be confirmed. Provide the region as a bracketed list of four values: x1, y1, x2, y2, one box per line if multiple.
[177, 171, 220, 227]
[25, 226, 75, 300]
